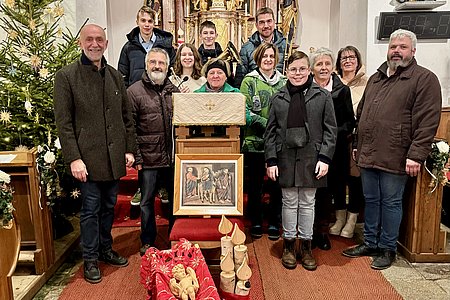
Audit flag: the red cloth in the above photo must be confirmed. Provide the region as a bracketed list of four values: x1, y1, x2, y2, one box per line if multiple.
[219, 289, 250, 300]
[169, 218, 245, 242]
[140, 239, 220, 300]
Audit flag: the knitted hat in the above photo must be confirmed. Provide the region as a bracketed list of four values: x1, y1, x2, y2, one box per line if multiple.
[205, 59, 229, 77]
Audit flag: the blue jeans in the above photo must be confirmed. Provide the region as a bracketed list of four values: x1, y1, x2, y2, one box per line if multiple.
[139, 167, 174, 245]
[282, 187, 316, 240]
[360, 168, 408, 251]
[79, 180, 119, 261]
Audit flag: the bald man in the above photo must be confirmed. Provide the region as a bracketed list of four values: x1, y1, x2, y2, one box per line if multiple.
[54, 24, 136, 284]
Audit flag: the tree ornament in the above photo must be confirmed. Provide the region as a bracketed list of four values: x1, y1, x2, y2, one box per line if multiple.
[71, 189, 81, 199]
[5, 0, 15, 9]
[30, 55, 41, 68]
[24, 100, 33, 115]
[39, 68, 49, 78]
[29, 19, 36, 31]
[53, 4, 64, 17]
[0, 110, 12, 124]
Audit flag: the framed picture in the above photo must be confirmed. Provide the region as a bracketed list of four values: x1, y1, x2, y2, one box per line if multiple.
[174, 154, 243, 216]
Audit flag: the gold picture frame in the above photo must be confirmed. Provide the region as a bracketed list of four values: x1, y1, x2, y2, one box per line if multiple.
[174, 154, 243, 216]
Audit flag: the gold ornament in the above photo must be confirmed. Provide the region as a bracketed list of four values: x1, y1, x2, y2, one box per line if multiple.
[5, 0, 15, 9]
[14, 145, 29, 152]
[41, 8, 55, 24]
[8, 29, 18, 39]
[19, 45, 29, 55]
[0, 110, 12, 124]
[71, 189, 81, 199]
[39, 68, 49, 78]
[29, 19, 36, 31]
[53, 4, 64, 17]
[30, 54, 41, 68]
[56, 27, 63, 38]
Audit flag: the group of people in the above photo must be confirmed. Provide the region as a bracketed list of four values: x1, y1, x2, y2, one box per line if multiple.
[53, 3, 442, 284]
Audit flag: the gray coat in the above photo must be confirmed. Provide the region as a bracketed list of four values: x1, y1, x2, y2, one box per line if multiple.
[54, 56, 137, 181]
[264, 83, 337, 188]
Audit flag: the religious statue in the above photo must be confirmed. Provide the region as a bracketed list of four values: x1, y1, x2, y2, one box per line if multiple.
[169, 264, 199, 300]
[200, 0, 208, 12]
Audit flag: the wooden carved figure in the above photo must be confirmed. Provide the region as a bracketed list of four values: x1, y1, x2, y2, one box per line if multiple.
[169, 264, 199, 300]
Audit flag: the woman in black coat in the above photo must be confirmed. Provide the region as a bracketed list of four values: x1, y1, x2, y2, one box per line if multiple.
[310, 47, 355, 250]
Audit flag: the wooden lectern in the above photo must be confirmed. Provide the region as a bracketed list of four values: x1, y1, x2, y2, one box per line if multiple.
[398, 107, 450, 262]
[0, 149, 55, 274]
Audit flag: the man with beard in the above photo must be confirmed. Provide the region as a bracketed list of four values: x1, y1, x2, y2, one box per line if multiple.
[127, 48, 179, 256]
[234, 7, 286, 87]
[342, 29, 442, 270]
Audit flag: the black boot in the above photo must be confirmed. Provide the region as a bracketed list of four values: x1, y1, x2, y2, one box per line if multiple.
[300, 240, 317, 271]
[313, 232, 331, 250]
[371, 249, 396, 270]
[281, 238, 297, 269]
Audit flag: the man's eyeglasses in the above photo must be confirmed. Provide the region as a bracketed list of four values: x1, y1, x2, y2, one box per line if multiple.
[340, 55, 357, 62]
[287, 67, 309, 74]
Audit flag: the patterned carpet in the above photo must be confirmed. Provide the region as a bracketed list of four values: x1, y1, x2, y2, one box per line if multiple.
[252, 235, 403, 300]
[58, 226, 265, 300]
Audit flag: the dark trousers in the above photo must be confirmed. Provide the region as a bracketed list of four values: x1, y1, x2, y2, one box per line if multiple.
[315, 138, 349, 231]
[79, 180, 119, 261]
[245, 152, 282, 228]
[139, 167, 174, 246]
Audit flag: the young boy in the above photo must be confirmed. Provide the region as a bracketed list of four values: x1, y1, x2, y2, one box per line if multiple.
[198, 21, 223, 65]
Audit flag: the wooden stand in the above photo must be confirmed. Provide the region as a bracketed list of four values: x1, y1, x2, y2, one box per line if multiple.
[175, 126, 240, 154]
[0, 214, 21, 300]
[398, 107, 450, 263]
[0, 150, 55, 274]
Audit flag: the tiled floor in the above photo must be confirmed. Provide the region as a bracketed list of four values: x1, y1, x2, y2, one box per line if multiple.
[28, 222, 450, 300]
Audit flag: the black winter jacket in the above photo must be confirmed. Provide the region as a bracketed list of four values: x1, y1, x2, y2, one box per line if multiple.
[118, 27, 176, 88]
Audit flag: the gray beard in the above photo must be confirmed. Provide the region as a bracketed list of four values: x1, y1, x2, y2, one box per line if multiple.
[148, 71, 166, 85]
[387, 57, 411, 72]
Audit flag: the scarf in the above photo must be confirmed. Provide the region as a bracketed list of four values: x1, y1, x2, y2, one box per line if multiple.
[286, 75, 313, 129]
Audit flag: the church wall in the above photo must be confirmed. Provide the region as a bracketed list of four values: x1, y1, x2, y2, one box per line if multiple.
[367, 1, 450, 104]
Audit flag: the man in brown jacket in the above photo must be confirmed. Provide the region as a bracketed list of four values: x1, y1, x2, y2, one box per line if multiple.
[342, 29, 442, 270]
[127, 47, 179, 256]
[54, 24, 136, 284]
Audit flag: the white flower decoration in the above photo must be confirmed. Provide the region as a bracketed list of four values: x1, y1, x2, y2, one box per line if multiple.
[54, 137, 61, 149]
[436, 141, 449, 154]
[0, 170, 11, 184]
[37, 145, 44, 153]
[43, 151, 56, 164]
[25, 100, 33, 115]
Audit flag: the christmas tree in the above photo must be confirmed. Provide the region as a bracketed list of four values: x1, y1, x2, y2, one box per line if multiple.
[0, 0, 82, 221]
[0, 0, 80, 150]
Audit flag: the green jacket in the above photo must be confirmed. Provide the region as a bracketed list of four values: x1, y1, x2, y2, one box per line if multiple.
[240, 70, 286, 152]
[194, 82, 240, 93]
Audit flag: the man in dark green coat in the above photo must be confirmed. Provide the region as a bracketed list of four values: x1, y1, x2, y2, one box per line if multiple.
[54, 24, 136, 284]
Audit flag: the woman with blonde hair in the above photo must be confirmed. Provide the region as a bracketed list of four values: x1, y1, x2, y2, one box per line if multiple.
[169, 43, 206, 93]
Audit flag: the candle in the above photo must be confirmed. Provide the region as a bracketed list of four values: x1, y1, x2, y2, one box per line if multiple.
[234, 245, 248, 271]
[220, 271, 236, 293]
[221, 235, 233, 258]
[244, 3, 248, 15]
[171, 8, 175, 22]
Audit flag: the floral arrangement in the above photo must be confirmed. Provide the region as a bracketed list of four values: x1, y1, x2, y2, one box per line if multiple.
[0, 170, 14, 229]
[426, 140, 450, 193]
[36, 137, 64, 206]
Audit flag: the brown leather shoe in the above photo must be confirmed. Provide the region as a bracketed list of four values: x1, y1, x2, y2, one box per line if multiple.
[300, 239, 317, 271]
[281, 238, 297, 269]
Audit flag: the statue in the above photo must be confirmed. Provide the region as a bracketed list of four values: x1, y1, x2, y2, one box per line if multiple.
[200, 0, 208, 12]
[192, 0, 199, 10]
[169, 264, 199, 300]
